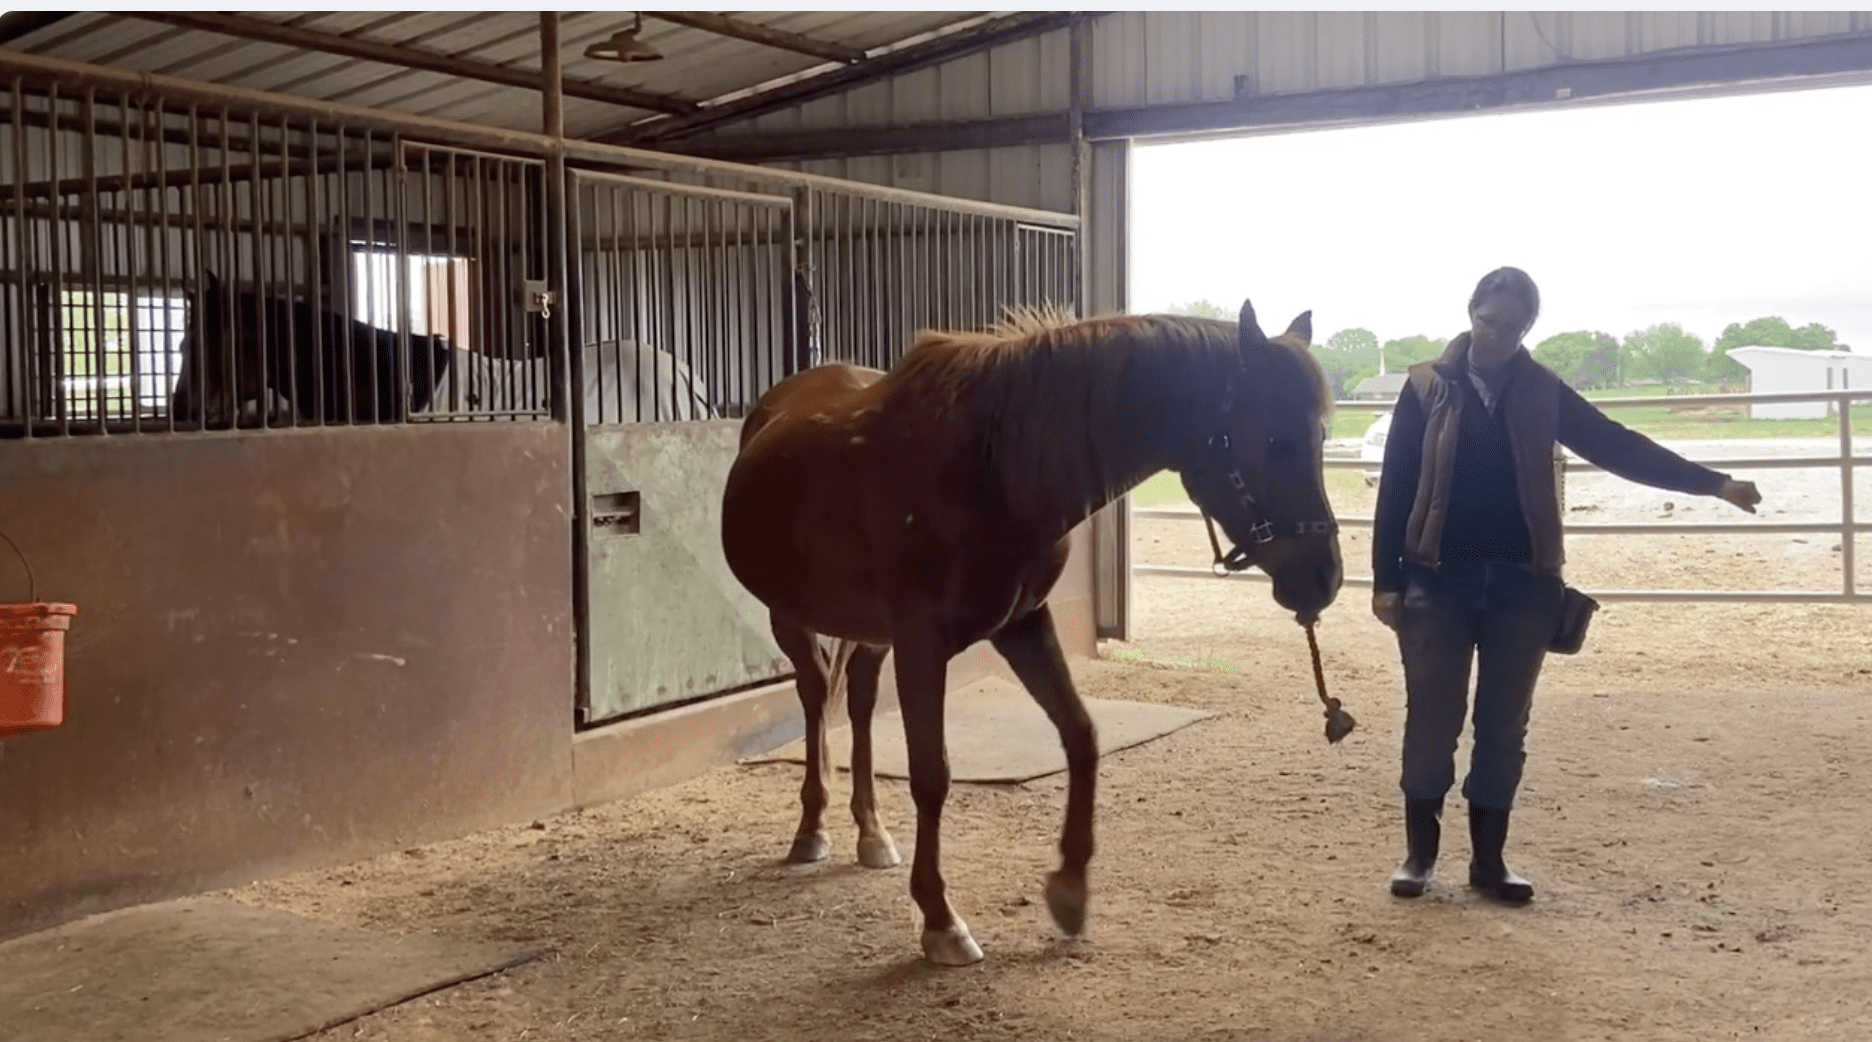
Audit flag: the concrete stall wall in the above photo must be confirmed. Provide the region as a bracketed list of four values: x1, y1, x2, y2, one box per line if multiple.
[0, 424, 576, 940]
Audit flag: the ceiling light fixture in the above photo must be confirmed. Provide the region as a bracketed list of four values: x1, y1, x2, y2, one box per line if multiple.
[584, 13, 664, 64]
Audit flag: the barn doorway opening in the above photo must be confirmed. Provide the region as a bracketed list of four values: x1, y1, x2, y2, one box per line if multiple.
[1120, 82, 1872, 654]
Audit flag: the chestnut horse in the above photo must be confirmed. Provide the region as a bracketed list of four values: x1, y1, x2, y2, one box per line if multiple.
[720, 300, 1342, 966]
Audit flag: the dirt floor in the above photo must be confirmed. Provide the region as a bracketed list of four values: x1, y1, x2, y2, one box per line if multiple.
[228, 439, 1871, 1042]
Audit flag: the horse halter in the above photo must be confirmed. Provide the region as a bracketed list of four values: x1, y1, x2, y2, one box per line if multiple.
[1191, 431, 1338, 578]
[1190, 430, 1355, 744]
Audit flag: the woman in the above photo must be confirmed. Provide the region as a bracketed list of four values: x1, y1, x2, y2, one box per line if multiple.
[1371, 267, 1761, 902]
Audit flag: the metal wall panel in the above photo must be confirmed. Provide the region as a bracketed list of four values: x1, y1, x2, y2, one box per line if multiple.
[1371, 12, 1434, 84]
[0, 422, 576, 941]
[706, 11, 1869, 166]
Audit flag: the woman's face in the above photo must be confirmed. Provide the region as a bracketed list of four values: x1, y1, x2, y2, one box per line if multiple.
[1468, 293, 1532, 370]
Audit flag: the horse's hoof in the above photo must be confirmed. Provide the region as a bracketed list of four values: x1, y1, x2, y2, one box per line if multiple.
[921, 922, 984, 966]
[786, 831, 831, 864]
[1044, 870, 1089, 938]
[856, 833, 901, 869]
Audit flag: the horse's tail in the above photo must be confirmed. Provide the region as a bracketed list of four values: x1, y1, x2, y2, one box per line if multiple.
[822, 637, 859, 724]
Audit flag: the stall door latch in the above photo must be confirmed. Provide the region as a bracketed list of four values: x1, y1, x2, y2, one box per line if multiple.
[525, 280, 558, 320]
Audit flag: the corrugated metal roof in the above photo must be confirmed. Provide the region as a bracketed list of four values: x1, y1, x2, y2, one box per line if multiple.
[0, 10, 992, 139]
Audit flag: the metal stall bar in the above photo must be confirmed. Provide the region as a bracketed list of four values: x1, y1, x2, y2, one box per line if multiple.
[393, 139, 549, 421]
[116, 91, 137, 431]
[9, 78, 28, 434]
[570, 170, 787, 423]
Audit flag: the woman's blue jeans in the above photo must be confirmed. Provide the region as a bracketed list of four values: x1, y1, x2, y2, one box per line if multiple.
[1395, 561, 1565, 811]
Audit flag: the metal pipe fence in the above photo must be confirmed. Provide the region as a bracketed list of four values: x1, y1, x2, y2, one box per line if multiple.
[1133, 387, 1870, 605]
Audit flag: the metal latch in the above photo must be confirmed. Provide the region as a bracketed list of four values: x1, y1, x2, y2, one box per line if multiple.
[525, 280, 557, 319]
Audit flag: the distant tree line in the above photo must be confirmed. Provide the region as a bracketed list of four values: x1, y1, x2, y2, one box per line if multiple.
[1533, 316, 1848, 391]
[1162, 300, 1850, 397]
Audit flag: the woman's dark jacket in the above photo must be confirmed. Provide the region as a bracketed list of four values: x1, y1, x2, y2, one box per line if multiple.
[1372, 333, 1732, 594]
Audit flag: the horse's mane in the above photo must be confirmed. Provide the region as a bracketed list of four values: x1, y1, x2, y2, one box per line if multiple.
[889, 306, 1331, 522]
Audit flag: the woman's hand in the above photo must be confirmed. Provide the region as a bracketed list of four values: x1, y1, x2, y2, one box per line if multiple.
[1718, 478, 1762, 514]
[1372, 591, 1401, 630]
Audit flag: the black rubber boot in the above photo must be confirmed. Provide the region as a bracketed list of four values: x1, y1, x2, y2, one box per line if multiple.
[1389, 797, 1443, 898]
[1468, 803, 1534, 903]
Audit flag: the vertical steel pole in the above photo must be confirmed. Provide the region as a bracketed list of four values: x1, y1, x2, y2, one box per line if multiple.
[1069, 11, 1090, 318]
[1841, 386, 1856, 598]
[541, 13, 591, 725]
[787, 185, 809, 375]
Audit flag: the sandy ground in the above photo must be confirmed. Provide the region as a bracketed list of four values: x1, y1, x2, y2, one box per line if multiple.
[225, 437, 1871, 1042]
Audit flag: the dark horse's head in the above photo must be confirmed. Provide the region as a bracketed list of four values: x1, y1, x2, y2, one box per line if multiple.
[1177, 299, 1342, 625]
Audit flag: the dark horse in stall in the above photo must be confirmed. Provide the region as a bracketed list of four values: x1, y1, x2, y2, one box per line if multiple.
[172, 271, 451, 428]
[720, 300, 1343, 966]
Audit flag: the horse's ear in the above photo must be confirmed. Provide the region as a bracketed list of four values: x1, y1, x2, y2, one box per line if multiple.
[1283, 310, 1313, 347]
[1238, 299, 1269, 352]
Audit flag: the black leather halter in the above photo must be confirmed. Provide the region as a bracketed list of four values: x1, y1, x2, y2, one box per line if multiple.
[1190, 432, 1338, 577]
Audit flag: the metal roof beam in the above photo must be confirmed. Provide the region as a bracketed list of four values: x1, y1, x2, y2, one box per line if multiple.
[642, 12, 865, 65]
[118, 11, 699, 117]
[675, 115, 1070, 164]
[608, 12, 1075, 145]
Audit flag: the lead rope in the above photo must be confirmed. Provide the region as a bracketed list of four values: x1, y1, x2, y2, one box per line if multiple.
[1307, 622, 1356, 744]
[1200, 509, 1230, 576]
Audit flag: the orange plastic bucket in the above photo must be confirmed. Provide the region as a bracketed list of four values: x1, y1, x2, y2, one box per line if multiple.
[0, 602, 77, 736]
[1, 529, 75, 737]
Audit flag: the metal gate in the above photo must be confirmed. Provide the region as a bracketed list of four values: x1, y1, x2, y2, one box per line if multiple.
[568, 170, 795, 724]
[1132, 387, 1869, 606]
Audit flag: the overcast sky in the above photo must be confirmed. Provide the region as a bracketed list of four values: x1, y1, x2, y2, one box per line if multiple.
[1130, 82, 1872, 355]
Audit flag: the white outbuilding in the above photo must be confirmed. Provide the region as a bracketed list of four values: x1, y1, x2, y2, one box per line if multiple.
[1726, 346, 1872, 419]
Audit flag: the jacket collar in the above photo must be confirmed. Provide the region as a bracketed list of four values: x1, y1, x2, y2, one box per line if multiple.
[1430, 330, 1533, 384]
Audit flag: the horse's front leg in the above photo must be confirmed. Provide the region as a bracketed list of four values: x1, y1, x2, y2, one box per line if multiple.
[991, 603, 1098, 938]
[894, 630, 981, 965]
[845, 644, 901, 868]
[772, 618, 833, 864]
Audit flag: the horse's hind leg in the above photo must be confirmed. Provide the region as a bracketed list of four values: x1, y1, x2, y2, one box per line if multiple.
[771, 617, 833, 864]
[991, 603, 1098, 938]
[845, 644, 900, 868]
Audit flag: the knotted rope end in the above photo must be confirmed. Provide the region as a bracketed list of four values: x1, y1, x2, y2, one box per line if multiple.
[1306, 623, 1356, 745]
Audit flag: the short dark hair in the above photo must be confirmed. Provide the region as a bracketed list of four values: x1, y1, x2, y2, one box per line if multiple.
[1469, 267, 1540, 326]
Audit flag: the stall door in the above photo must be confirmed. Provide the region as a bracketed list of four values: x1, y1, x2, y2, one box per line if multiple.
[571, 171, 795, 725]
